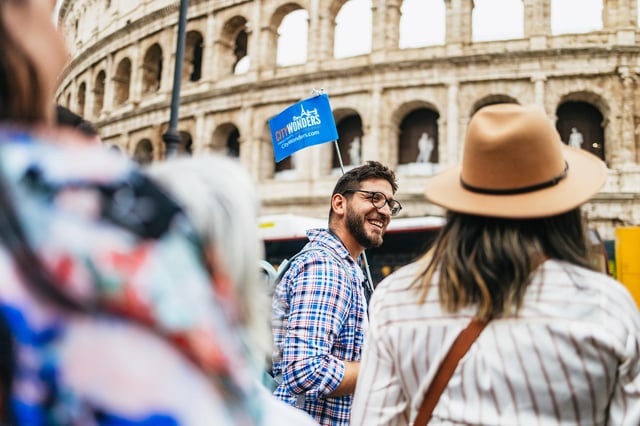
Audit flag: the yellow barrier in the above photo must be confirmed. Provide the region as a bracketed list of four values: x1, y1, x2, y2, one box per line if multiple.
[615, 227, 640, 308]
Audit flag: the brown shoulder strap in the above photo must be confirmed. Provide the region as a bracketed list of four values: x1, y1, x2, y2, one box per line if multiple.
[414, 318, 489, 426]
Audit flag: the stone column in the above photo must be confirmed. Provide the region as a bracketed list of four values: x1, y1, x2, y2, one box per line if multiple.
[316, 9, 333, 61]
[201, 12, 217, 83]
[306, 0, 321, 69]
[603, 0, 638, 44]
[85, 71, 96, 121]
[248, 0, 264, 72]
[524, 0, 550, 49]
[531, 74, 546, 107]
[193, 112, 207, 153]
[523, 0, 550, 36]
[365, 83, 385, 163]
[102, 54, 115, 118]
[258, 24, 278, 72]
[618, 66, 636, 165]
[370, 0, 397, 58]
[445, 0, 472, 54]
[161, 26, 177, 94]
[384, 0, 401, 51]
[446, 81, 460, 166]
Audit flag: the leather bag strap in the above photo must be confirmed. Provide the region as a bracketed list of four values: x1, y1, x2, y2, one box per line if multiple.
[414, 318, 489, 426]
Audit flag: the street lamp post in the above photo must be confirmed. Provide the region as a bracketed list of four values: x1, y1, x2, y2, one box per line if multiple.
[162, 0, 190, 158]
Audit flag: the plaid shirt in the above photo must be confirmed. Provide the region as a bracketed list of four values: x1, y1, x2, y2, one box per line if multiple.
[272, 228, 368, 425]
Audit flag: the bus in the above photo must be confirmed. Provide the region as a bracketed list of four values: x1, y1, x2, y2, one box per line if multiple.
[259, 214, 445, 286]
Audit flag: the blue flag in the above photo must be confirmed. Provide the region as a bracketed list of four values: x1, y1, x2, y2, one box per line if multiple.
[269, 94, 338, 162]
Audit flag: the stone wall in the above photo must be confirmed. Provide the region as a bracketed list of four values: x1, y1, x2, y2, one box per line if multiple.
[57, 0, 640, 239]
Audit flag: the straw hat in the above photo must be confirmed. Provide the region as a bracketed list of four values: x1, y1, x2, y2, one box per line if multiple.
[424, 103, 607, 218]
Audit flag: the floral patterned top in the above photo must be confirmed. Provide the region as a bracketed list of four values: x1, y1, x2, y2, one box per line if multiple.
[0, 127, 261, 425]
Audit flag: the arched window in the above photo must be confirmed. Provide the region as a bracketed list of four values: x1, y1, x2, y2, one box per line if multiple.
[472, 0, 524, 42]
[556, 101, 605, 161]
[142, 44, 163, 94]
[93, 70, 105, 115]
[397, 108, 439, 173]
[226, 127, 240, 157]
[334, 0, 372, 58]
[399, 0, 445, 48]
[233, 28, 250, 74]
[179, 131, 193, 156]
[551, 0, 602, 35]
[211, 123, 241, 157]
[133, 139, 153, 165]
[277, 9, 308, 66]
[219, 16, 250, 76]
[185, 31, 204, 82]
[114, 58, 131, 105]
[77, 82, 86, 117]
[333, 113, 363, 169]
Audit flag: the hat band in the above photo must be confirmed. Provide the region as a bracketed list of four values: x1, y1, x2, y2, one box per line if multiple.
[460, 161, 569, 195]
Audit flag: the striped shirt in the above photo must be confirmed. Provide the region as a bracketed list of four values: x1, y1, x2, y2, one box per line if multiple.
[352, 260, 640, 425]
[272, 228, 368, 425]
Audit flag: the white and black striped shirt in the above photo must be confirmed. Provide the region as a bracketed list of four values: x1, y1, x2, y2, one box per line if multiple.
[352, 260, 640, 425]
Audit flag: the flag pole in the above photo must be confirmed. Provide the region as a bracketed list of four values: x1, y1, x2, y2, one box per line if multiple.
[331, 139, 375, 295]
[314, 89, 375, 294]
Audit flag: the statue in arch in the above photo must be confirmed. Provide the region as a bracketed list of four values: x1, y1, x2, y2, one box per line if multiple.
[416, 132, 434, 163]
[568, 127, 584, 149]
[349, 136, 361, 165]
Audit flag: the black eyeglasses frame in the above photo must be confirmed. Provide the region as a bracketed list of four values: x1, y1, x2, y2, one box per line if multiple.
[341, 189, 402, 216]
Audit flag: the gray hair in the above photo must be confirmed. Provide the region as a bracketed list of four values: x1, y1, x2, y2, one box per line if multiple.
[144, 154, 270, 364]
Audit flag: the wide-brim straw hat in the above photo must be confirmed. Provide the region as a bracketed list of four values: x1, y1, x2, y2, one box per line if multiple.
[425, 103, 607, 218]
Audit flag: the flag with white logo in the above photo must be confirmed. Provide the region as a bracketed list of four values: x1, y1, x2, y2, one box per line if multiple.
[268, 94, 338, 162]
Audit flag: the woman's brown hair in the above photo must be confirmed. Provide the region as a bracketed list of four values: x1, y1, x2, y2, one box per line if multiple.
[415, 208, 594, 320]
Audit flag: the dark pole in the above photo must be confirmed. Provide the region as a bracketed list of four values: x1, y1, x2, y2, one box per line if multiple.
[162, 0, 190, 158]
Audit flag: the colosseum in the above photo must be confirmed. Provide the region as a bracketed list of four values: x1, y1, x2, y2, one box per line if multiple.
[57, 0, 640, 241]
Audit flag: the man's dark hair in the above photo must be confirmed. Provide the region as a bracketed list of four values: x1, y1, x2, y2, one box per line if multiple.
[56, 105, 99, 138]
[332, 160, 398, 195]
[329, 161, 398, 218]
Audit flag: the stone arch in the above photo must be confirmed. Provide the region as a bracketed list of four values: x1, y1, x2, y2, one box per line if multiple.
[555, 94, 607, 161]
[332, 108, 363, 169]
[395, 105, 441, 169]
[142, 43, 163, 94]
[272, 3, 308, 67]
[211, 122, 241, 157]
[77, 81, 87, 117]
[93, 70, 106, 115]
[113, 58, 131, 105]
[179, 131, 193, 156]
[219, 15, 250, 75]
[185, 31, 204, 82]
[133, 139, 154, 165]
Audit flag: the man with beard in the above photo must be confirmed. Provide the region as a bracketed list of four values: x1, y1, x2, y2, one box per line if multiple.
[271, 161, 400, 426]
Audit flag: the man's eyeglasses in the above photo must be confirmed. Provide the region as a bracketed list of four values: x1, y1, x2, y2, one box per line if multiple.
[342, 189, 402, 216]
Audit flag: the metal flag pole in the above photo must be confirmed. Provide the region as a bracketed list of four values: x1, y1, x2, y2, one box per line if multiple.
[313, 89, 375, 295]
[162, 0, 190, 158]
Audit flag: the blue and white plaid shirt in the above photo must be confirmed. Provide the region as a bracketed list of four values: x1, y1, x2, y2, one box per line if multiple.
[272, 228, 368, 426]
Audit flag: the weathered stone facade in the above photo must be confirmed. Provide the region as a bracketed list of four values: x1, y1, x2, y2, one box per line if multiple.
[57, 0, 640, 239]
